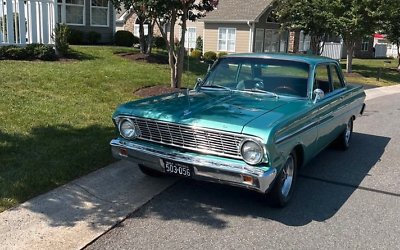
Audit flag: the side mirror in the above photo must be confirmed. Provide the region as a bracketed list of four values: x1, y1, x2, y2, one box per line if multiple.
[313, 89, 325, 103]
[194, 78, 203, 92]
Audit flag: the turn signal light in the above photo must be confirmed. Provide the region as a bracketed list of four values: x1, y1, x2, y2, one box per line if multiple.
[119, 148, 128, 157]
[243, 175, 253, 184]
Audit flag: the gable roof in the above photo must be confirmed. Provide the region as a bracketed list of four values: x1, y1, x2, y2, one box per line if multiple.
[202, 0, 273, 22]
[116, 7, 127, 21]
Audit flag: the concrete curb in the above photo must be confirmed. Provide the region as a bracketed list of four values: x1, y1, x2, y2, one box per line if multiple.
[0, 161, 177, 250]
[365, 84, 400, 101]
[0, 84, 398, 250]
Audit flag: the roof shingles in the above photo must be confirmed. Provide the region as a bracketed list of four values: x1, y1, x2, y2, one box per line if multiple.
[203, 0, 273, 21]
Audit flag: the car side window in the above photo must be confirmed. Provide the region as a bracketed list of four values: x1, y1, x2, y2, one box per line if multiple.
[237, 64, 253, 82]
[330, 64, 345, 90]
[314, 65, 332, 94]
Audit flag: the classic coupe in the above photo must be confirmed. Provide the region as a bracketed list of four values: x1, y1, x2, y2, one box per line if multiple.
[110, 54, 366, 207]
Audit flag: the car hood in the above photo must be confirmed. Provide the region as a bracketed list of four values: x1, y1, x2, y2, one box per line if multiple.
[115, 90, 289, 133]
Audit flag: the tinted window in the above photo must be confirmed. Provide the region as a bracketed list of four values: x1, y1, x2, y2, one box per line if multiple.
[314, 65, 332, 93]
[331, 64, 345, 90]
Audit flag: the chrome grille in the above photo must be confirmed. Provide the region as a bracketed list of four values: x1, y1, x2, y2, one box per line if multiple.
[128, 117, 245, 159]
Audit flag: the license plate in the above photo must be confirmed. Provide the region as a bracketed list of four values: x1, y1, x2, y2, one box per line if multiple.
[163, 160, 193, 178]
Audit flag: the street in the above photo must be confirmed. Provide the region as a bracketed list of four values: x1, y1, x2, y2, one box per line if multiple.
[85, 93, 400, 250]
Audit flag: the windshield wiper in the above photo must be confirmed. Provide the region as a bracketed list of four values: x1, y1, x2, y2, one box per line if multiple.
[201, 84, 232, 91]
[240, 89, 279, 98]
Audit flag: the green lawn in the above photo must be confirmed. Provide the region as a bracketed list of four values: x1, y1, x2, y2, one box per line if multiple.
[0, 46, 208, 212]
[341, 58, 400, 86]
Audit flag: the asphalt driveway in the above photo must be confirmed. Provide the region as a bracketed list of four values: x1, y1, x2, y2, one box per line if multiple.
[85, 93, 400, 250]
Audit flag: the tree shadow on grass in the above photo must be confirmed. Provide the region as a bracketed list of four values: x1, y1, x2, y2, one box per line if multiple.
[128, 132, 390, 228]
[65, 48, 100, 61]
[0, 124, 116, 213]
[341, 63, 400, 84]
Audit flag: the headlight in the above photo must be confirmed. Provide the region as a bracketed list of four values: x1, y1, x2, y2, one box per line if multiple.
[240, 139, 264, 165]
[119, 118, 137, 140]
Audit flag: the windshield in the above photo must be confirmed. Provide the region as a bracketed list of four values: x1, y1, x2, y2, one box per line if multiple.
[202, 57, 310, 97]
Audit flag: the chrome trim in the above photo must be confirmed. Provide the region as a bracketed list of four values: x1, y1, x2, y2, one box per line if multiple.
[276, 121, 318, 144]
[110, 139, 277, 193]
[114, 115, 265, 161]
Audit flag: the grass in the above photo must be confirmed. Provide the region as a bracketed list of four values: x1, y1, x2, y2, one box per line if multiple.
[0, 46, 208, 212]
[340, 58, 400, 86]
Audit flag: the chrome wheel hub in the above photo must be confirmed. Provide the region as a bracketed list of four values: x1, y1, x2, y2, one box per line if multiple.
[345, 120, 352, 144]
[281, 155, 294, 197]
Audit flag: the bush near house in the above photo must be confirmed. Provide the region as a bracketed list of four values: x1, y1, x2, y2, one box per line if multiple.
[218, 52, 228, 58]
[204, 51, 217, 61]
[87, 31, 102, 45]
[68, 29, 85, 45]
[115, 30, 137, 47]
[0, 44, 56, 61]
[153, 36, 167, 49]
[53, 23, 69, 56]
[190, 50, 202, 60]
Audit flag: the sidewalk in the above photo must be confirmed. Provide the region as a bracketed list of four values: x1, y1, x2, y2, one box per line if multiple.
[0, 84, 399, 250]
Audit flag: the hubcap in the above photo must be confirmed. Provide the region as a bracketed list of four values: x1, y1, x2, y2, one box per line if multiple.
[345, 120, 352, 144]
[281, 155, 294, 197]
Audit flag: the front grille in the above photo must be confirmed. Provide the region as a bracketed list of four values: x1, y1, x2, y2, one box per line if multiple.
[129, 117, 245, 159]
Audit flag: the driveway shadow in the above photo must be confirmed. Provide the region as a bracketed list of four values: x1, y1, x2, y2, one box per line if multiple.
[128, 132, 390, 227]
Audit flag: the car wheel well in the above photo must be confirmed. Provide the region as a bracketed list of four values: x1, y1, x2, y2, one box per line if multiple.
[293, 145, 305, 169]
[351, 115, 356, 121]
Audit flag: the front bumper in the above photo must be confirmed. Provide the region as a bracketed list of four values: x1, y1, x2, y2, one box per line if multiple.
[110, 139, 277, 193]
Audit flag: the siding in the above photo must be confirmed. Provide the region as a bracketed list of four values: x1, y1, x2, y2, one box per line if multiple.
[167, 20, 204, 50]
[67, 0, 115, 44]
[204, 23, 250, 54]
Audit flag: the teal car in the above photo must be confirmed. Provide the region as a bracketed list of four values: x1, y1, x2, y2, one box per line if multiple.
[110, 54, 366, 207]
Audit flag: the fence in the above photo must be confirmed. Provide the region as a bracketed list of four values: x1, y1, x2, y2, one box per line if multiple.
[321, 42, 343, 60]
[0, 0, 57, 46]
[374, 43, 387, 58]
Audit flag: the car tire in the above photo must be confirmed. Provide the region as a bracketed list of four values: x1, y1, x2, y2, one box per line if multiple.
[267, 151, 298, 208]
[337, 117, 353, 151]
[138, 164, 165, 177]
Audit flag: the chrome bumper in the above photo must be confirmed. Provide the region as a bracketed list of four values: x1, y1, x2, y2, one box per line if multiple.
[110, 139, 277, 193]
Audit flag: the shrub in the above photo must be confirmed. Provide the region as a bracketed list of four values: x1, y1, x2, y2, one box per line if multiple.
[153, 36, 167, 49]
[3, 46, 28, 60]
[218, 52, 228, 58]
[190, 50, 202, 60]
[33, 45, 56, 61]
[115, 30, 136, 47]
[203, 51, 217, 61]
[196, 36, 203, 51]
[26, 43, 42, 57]
[53, 23, 69, 56]
[68, 29, 84, 45]
[87, 31, 102, 44]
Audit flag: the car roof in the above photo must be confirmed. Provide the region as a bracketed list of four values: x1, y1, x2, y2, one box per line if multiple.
[224, 53, 337, 66]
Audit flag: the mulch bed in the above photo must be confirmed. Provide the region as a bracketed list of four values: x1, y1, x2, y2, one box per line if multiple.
[116, 52, 169, 64]
[343, 72, 365, 78]
[133, 85, 184, 98]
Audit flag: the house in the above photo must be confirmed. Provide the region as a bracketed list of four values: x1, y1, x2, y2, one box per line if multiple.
[0, 0, 116, 46]
[116, 7, 162, 37]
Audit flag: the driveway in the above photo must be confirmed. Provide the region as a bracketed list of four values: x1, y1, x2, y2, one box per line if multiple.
[85, 93, 400, 249]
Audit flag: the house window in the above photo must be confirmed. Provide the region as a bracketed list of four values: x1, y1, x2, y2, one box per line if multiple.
[134, 18, 149, 38]
[185, 27, 196, 49]
[254, 28, 264, 53]
[361, 39, 369, 51]
[91, 0, 109, 27]
[57, 0, 85, 26]
[299, 31, 311, 52]
[218, 28, 236, 52]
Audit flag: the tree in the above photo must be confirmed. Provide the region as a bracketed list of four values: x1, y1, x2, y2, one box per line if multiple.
[153, 0, 218, 88]
[274, 0, 332, 55]
[110, 0, 152, 54]
[330, 0, 383, 73]
[382, 0, 400, 70]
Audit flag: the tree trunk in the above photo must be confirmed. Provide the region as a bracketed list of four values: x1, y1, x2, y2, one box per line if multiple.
[397, 42, 400, 71]
[346, 42, 354, 73]
[146, 19, 156, 54]
[168, 10, 177, 88]
[175, 6, 189, 89]
[138, 17, 146, 54]
[310, 35, 319, 55]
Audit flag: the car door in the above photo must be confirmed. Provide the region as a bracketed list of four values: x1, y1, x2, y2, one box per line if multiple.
[314, 63, 345, 150]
